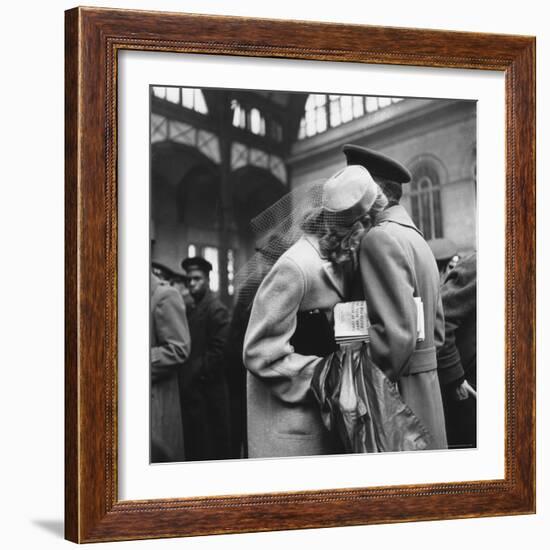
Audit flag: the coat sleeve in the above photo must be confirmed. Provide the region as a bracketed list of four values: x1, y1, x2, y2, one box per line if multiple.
[359, 228, 417, 381]
[437, 254, 477, 386]
[151, 287, 191, 379]
[243, 257, 322, 404]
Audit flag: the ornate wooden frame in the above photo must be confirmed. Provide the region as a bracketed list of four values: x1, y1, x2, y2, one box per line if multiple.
[65, 6, 536, 543]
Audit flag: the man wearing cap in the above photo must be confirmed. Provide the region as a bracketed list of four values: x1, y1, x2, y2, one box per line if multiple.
[179, 257, 231, 460]
[437, 252, 477, 448]
[152, 260, 194, 308]
[427, 238, 460, 284]
[344, 144, 447, 450]
[243, 165, 387, 458]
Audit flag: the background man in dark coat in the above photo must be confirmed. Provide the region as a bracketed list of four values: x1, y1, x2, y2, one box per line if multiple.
[150, 272, 191, 462]
[223, 299, 250, 459]
[179, 257, 231, 461]
[437, 252, 477, 448]
[345, 144, 447, 450]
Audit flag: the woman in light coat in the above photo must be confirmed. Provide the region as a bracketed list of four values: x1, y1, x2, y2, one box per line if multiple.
[243, 165, 386, 458]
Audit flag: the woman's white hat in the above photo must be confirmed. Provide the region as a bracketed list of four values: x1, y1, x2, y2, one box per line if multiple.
[322, 165, 379, 223]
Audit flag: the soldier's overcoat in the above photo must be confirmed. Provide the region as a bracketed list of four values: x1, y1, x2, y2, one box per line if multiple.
[356, 205, 447, 449]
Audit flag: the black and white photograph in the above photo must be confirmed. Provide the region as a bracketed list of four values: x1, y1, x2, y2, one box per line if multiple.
[149, 86, 477, 463]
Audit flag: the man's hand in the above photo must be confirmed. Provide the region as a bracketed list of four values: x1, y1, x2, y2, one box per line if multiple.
[454, 380, 477, 401]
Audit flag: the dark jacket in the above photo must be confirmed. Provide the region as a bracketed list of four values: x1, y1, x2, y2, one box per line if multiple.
[437, 253, 477, 449]
[180, 289, 231, 460]
[150, 274, 191, 462]
[437, 253, 477, 387]
[183, 289, 229, 384]
[356, 205, 447, 449]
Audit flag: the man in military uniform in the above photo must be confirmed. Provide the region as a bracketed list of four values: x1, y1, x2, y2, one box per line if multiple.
[437, 252, 477, 448]
[179, 257, 231, 461]
[345, 144, 447, 450]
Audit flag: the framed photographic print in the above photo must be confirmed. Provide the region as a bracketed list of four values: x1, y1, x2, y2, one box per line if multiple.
[65, 6, 535, 543]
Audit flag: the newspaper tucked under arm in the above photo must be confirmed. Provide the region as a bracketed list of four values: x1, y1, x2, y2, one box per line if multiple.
[334, 298, 425, 345]
[413, 296, 425, 342]
[333, 301, 370, 345]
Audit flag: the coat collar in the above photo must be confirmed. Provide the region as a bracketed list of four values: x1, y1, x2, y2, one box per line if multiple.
[376, 204, 424, 237]
[304, 235, 346, 299]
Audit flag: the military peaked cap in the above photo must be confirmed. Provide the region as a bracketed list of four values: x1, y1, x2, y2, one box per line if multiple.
[181, 256, 213, 274]
[427, 238, 458, 262]
[343, 144, 412, 184]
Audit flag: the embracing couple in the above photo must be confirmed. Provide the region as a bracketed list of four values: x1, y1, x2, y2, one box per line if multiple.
[243, 144, 447, 458]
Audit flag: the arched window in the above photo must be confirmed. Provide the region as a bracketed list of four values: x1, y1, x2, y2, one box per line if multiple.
[249, 108, 266, 135]
[231, 101, 268, 137]
[409, 162, 443, 240]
